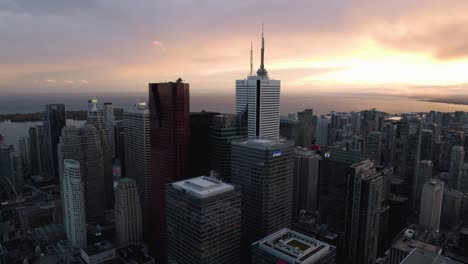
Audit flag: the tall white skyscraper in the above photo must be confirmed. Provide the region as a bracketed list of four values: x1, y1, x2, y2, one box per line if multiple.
[236, 27, 280, 139]
[123, 103, 152, 240]
[62, 159, 87, 248]
[115, 178, 142, 246]
[419, 179, 444, 230]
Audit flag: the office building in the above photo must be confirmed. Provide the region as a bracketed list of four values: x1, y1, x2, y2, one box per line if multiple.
[441, 189, 464, 229]
[123, 103, 151, 240]
[190, 111, 219, 177]
[209, 114, 246, 181]
[231, 138, 294, 260]
[420, 129, 433, 161]
[400, 249, 462, 264]
[18, 137, 31, 176]
[103, 102, 115, 157]
[318, 147, 367, 233]
[388, 227, 442, 264]
[301, 109, 314, 148]
[58, 125, 106, 222]
[316, 117, 329, 146]
[449, 146, 465, 189]
[252, 228, 336, 264]
[29, 125, 46, 175]
[394, 117, 422, 210]
[459, 163, 468, 193]
[419, 179, 444, 230]
[87, 98, 114, 211]
[62, 159, 87, 248]
[367, 131, 382, 165]
[414, 160, 433, 211]
[148, 79, 190, 261]
[293, 148, 320, 215]
[166, 176, 241, 263]
[345, 160, 383, 264]
[115, 178, 142, 246]
[11, 152, 24, 193]
[114, 121, 125, 176]
[235, 29, 280, 139]
[382, 124, 397, 166]
[0, 145, 13, 190]
[43, 104, 66, 180]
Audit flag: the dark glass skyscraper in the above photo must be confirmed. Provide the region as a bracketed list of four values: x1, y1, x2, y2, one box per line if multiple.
[231, 138, 294, 262]
[190, 111, 219, 177]
[43, 104, 66, 180]
[148, 79, 190, 262]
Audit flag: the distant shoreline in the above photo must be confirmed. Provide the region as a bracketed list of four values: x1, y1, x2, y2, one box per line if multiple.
[417, 98, 468, 106]
[0, 110, 88, 122]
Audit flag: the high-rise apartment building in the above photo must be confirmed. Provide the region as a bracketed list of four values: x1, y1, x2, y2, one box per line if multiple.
[18, 137, 31, 176]
[43, 104, 66, 180]
[419, 179, 444, 230]
[252, 228, 336, 264]
[209, 114, 246, 181]
[11, 152, 24, 193]
[293, 148, 320, 215]
[235, 29, 280, 139]
[345, 160, 383, 264]
[148, 79, 190, 261]
[123, 103, 151, 240]
[166, 176, 241, 263]
[62, 159, 87, 248]
[231, 138, 294, 261]
[115, 178, 142, 247]
[87, 99, 114, 211]
[449, 146, 465, 189]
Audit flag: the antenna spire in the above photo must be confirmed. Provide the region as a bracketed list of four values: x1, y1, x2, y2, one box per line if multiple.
[256, 23, 268, 78]
[250, 41, 253, 76]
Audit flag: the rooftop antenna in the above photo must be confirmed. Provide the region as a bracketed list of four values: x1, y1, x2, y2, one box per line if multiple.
[256, 22, 268, 78]
[250, 40, 253, 76]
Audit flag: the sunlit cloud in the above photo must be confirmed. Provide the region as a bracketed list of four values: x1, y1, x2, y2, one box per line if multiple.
[64, 80, 74, 84]
[45, 79, 57, 83]
[79, 79, 89, 84]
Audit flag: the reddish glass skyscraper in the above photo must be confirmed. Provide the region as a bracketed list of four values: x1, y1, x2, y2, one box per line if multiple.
[148, 79, 190, 262]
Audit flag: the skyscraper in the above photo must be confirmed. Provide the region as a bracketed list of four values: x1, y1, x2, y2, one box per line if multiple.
[367, 131, 382, 165]
[449, 146, 465, 189]
[18, 137, 31, 176]
[345, 160, 383, 264]
[58, 125, 106, 222]
[394, 116, 422, 211]
[0, 145, 13, 190]
[103, 102, 115, 157]
[115, 178, 142, 247]
[420, 129, 433, 161]
[87, 98, 114, 211]
[148, 79, 190, 261]
[293, 148, 320, 215]
[209, 114, 247, 181]
[11, 152, 24, 193]
[231, 138, 294, 261]
[419, 179, 444, 230]
[166, 176, 241, 263]
[316, 116, 329, 146]
[414, 160, 433, 211]
[459, 163, 468, 193]
[43, 104, 66, 180]
[62, 159, 87, 248]
[190, 111, 220, 177]
[123, 103, 151, 240]
[29, 125, 46, 175]
[235, 28, 280, 139]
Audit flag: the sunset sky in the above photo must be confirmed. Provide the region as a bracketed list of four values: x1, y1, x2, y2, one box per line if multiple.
[1, 0, 468, 97]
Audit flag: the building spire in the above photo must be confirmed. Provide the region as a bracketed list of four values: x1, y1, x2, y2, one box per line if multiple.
[256, 23, 268, 78]
[250, 40, 253, 76]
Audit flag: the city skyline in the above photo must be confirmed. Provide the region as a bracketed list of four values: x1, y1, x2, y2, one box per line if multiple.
[2, 0, 468, 97]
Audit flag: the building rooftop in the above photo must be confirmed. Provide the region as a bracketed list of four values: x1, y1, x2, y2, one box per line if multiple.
[172, 176, 235, 199]
[233, 138, 294, 150]
[82, 241, 114, 256]
[401, 249, 462, 264]
[117, 243, 154, 264]
[392, 227, 442, 255]
[253, 228, 335, 263]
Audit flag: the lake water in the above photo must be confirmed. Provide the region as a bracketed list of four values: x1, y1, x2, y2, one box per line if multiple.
[2, 93, 468, 148]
